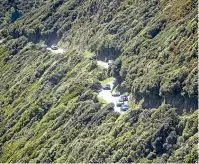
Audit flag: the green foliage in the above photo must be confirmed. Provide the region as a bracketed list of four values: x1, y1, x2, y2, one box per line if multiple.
[182, 111, 198, 140]
[0, 0, 198, 163]
[100, 77, 114, 85]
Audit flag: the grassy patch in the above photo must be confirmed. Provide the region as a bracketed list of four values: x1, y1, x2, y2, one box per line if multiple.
[100, 77, 114, 85]
[0, 47, 10, 73]
[83, 50, 95, 58]
[98, 97, 108, 104]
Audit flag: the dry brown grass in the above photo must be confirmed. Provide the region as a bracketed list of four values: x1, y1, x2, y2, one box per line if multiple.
[162, 0, 193, 21]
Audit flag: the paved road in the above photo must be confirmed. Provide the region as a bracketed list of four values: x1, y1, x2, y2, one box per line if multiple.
[97, 60, 109, 69]
[98, 80, 124, 114]
[97, 60, 125, 114]
[47, 47, 66, 54]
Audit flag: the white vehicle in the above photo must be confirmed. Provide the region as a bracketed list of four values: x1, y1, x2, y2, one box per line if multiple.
[51, 44, 58, 50]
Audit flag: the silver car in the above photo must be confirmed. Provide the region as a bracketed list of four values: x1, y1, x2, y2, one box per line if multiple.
[51, 44, 58, 50]
[116, 98, 124, 107]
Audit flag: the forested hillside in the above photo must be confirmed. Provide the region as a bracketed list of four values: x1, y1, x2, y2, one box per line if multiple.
[0, 0, 198, 163]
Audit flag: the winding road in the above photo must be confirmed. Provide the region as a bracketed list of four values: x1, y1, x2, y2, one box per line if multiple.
[98, 80, 125, 114]
[96, 60, 109, 69]
[47, 47, 66, 54]
[47, 47, 126, 114]
[97, 61, 126, 114]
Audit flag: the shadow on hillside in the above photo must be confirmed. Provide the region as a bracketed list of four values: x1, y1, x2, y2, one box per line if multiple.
[96, 47, 121, 62]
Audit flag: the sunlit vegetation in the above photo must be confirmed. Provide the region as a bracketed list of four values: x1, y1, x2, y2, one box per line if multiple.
[0, 0, 198, 163]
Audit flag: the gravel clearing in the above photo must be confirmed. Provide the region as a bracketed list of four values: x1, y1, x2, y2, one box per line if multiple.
[47, 47, 66, 54]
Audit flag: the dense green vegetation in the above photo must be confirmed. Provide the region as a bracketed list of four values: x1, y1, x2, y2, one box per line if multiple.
[0, 0, 198, 163]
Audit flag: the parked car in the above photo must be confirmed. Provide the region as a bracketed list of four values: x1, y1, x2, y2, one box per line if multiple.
[111, 91, 120, 97]
[120, 95, 128, 101]
[116, 98, 124, 107]
[51, 44, 58, 50]
[102, 84, 111, 90]
[120, 104, 129, 111]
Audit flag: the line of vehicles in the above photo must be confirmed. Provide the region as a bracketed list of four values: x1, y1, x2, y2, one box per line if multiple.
[102, 84, 129, 111]
[41, 44, 58, 50]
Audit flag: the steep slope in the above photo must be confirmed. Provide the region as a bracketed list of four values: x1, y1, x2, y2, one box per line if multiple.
[0, 0, 198, 163]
